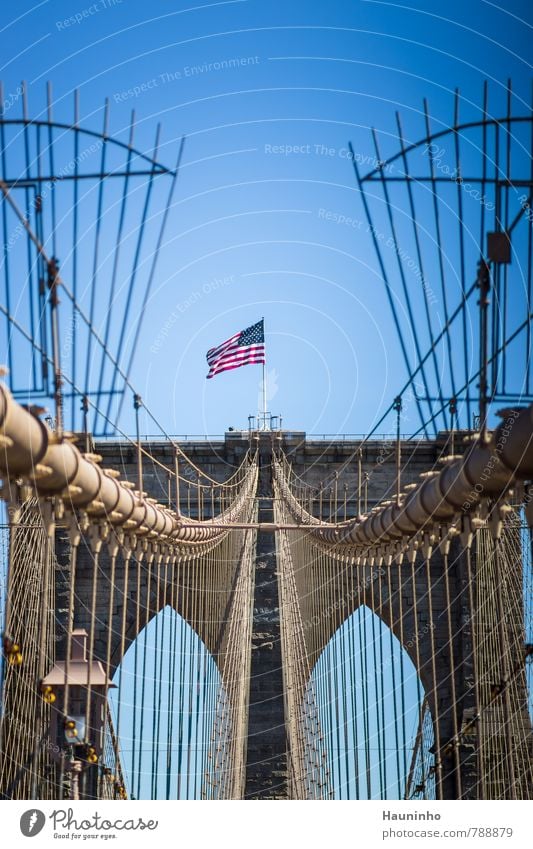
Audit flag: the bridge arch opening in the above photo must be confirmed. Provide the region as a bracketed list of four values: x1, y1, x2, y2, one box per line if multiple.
[309, 605, 435, 800]
[108, 605, 223, 800]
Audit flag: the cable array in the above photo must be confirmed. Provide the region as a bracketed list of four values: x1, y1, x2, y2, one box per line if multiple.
[0, 500, 56, 799]
[352, 83, 533, 436]
[0, 388, 259, 799]
[273, 444, 533, 800]
[0, 83, 183, 437]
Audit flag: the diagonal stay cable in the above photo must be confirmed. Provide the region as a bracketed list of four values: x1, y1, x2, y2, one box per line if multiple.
[395, 109, 449, 430]
[101, 124, 162, 432]
[423, 97, 459, 417]
[349, 143, 430, 437]
[408, 312, 533, 440]
[93, 109, 136, 425]
[0, 175, 187, 449]
[84, 99, 110, 403]
[115, 136, 186, 425]
[370, 128, 437, 435]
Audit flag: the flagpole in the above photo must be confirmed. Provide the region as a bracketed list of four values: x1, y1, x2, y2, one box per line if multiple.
[262, 361, 267, 429]
[261, 317, 267, 430]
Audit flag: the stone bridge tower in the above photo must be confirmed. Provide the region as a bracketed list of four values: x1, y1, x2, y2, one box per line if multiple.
[49, 430, 532, 800]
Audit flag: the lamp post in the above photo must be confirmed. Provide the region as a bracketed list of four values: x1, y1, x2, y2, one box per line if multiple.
[41, 628, 116, 800]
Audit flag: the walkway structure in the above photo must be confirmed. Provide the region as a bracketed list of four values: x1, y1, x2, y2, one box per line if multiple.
[0, 83, 532, 800]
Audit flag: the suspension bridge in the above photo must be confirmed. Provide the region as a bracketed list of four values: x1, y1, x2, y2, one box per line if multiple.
[0, 82, 532, 801]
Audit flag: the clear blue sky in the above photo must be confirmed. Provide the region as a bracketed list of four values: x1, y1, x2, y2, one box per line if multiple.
[1, 4, 531, 801]
[1, 0, 532, 436]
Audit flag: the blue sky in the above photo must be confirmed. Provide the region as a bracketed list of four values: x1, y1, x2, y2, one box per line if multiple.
[1, 3, 532, 801]
[1, 0, 532, 436]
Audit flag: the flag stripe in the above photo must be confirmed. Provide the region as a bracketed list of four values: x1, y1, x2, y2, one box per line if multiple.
[207, 355, 265, 379]
[209, 350, 265, 371]
[207, 350, 265, 378]
[206, 332, 240, 361]
[208, 344, 265, 367]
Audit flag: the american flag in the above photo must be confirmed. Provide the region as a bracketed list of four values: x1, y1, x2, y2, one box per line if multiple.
[206, 319, 265, 379]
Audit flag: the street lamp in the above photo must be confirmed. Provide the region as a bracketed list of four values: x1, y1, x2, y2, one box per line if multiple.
[41, 628, 116, 799]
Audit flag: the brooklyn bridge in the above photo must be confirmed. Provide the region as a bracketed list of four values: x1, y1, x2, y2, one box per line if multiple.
[0, 81, 532, 802]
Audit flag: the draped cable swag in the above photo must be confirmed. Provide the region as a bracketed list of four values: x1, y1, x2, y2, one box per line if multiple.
[0, 382, 259, 800]
[1, 382, 532, 800]
[272, 416, 533, 800]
